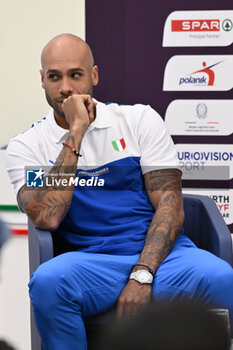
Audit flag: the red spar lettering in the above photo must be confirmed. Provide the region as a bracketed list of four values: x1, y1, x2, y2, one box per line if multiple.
[171, 19, 220, 32]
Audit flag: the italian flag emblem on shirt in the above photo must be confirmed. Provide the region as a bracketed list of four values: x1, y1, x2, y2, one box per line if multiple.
[111, 138, 126, 152]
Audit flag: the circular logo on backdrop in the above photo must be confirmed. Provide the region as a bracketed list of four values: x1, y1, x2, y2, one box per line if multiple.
[222, 19, 233, 32]
[196, 103, 208, 119]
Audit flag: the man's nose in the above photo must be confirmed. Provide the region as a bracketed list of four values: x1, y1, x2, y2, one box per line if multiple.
[59, 78, 74, 96]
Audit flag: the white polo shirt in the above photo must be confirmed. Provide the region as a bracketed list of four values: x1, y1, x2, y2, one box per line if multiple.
[6, 101, 178, 255]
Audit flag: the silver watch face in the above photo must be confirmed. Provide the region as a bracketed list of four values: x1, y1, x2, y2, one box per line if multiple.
[137, 270, 152, 283]
[130, 270, 153, 284]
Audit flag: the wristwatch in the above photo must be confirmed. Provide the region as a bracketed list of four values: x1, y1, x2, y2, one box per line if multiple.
[129, 269, 154, 285]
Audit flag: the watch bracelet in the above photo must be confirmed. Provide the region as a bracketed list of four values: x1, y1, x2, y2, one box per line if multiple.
[131, 263, 154, 275]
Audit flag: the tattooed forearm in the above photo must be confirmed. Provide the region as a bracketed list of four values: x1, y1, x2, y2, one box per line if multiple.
[17, 188, 34, 212]
[18, 131, 83, 230]
[27, 194, 71, 222]
[148, 169, 182, 192]
[136, 169, 184, 273]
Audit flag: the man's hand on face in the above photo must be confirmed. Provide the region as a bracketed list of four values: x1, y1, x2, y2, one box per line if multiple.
[116, 280, 152, 319]
[62, 94, 97, 133]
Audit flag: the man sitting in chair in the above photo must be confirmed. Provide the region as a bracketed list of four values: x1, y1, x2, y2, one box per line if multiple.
[6, 34, 233, 350]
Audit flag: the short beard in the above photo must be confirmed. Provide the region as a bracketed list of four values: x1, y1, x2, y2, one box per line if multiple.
[45, 91, 66, 119]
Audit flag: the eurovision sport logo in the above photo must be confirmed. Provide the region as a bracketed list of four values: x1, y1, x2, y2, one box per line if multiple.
[163, 55, 233, 91]
[163, 10, 233, 47]
[176, 144, 233, 180]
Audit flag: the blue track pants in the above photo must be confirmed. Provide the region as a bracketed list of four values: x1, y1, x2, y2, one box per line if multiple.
[29, 234, 233, 350]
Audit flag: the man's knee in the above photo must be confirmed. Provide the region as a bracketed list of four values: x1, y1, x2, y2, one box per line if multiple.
[155, 249, 233, 303]
[207, 263, 233, 300]
[191, 255, 233, 308]
[28, 261, 83, 316]
[29, 264, 62, 314]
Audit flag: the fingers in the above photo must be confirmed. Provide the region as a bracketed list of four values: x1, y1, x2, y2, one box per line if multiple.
[63, 94, 97, 123]
[116, 296, 146, 320]
[61, 94, 97, 132]
[116, 282, 152, 320]
[116, 302, 124, 320]
[84, 95, 97, 122]
[116, 301, 134, 320]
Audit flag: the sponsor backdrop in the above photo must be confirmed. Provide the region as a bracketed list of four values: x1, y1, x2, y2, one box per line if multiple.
[86, 0, 233, 233]
[163, 55, 233, 91]
[183, 188, 233, 226]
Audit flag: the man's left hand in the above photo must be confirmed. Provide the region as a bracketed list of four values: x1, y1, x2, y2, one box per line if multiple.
[116, 280, 152, 319]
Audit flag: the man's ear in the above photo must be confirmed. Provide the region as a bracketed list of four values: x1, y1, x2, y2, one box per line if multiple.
[92, 65, 99, 86]
[40, 69, 45, 89]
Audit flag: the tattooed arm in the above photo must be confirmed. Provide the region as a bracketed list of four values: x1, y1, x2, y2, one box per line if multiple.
[116, 168, 184, 318]
[17, 94, 96, 231]
[18, 132, 81, 231]
[136, 169, 184, 271]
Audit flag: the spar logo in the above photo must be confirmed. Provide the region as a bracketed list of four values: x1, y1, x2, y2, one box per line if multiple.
[222, 19, 233, 32]
[179, 60, 223, 86]
[171, 19, 220, 32]
[163, 11, 233, 47]
[171, 19, 233, 32]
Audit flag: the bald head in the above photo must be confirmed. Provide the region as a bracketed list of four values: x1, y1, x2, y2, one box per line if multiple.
[39, 33, 99, 124]
[41, 34, 94, 70]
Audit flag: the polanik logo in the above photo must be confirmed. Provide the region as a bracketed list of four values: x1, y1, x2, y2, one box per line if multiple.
[179, 60, 223, 86]
[26, 169, 45, 187]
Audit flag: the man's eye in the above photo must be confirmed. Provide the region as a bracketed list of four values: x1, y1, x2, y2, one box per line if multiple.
[48, 74, 59, 80]
[72, 73, 81, 78]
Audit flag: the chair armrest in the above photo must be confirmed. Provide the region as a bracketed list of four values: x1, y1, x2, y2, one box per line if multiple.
[28, 218, 54, 277]
[183, 194, 233, 267]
